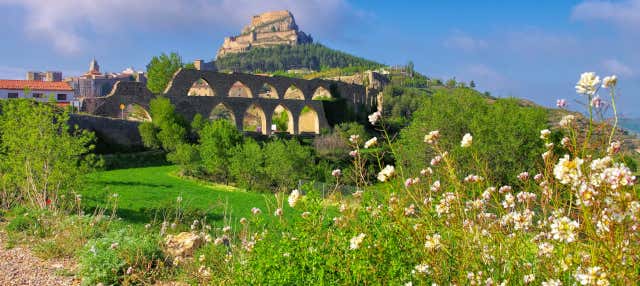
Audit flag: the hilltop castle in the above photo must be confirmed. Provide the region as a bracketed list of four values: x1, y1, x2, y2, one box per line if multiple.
[216, 10, 313, 58]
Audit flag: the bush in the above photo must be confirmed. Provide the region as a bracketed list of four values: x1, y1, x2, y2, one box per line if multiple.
[79, 227, 165, 285]
[263, 139, 313, 191]
[199, 119, 243, 183]
[6, 214, 37, 233]
[229, 138, 265, 190]
[397, 89, 548, 184]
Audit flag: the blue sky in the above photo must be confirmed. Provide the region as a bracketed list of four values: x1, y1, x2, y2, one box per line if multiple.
[0, 0, 638, 117]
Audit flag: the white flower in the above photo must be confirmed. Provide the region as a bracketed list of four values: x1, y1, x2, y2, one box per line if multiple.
[540, 129, 551, 140]
[550, 216, 579, 243]
[430, 180, 441, 192]
[423, 130, 440, 144]
[541, 279, 562, 286]
[600, 163, 636, 190]
[559, 115, 576, 128]
[349, 233, 366, 250]
[556, 99, 567, 108]
[288, 189, 301, 208]
[368, 111, 381, 125]
[575, 72, 600, 95]
[377, 165, 396, 182]
[553, 154, 583, 187]
[574, 266, 609, 286]
[274, 208, 283, 216]
[590, 95, 603, 108]
[523, 274, 535, 284]
[176, 196, 183, 203]
[460, 133, 473, 147]
[332, 169, 342, 177]
[251, 207, 262, 215]
[420, 167, 433, 176]
[424, 233, 442, 250]
[602, 75, 617, 88]
[414, 263, 431, 275]
[349, 134, 360, 144]
[349, 150, 358, 157]
[364, 137, 378, 148]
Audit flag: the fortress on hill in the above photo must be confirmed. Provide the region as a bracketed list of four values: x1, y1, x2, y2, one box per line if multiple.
[216, 10, 313, 58]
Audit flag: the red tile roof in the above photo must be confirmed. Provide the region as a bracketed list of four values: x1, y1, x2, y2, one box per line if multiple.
[0, 80, 73, 91]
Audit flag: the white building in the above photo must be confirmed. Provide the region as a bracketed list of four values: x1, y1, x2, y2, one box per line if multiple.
[0, 79, 75, 106]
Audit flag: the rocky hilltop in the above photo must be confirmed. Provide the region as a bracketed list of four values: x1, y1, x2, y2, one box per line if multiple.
[217, 10, 313, 58]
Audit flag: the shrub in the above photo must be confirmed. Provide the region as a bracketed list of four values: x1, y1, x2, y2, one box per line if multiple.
[199, 119, 243, 183]
[79, 227, 165, 285]
[229, 138, 265, 190]
[263, 139, 313, 191]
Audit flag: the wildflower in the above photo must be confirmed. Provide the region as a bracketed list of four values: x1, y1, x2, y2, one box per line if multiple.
[332, 169, 342, 177]
[424, 233, 442, 250]
[404, 178, 416, 187]
[460, 133, 473, 147]
[349, 150, 358, 157]
[414, 263, 431, 275]
[590, 156, 612, 171]
[240, 217, 248, 225]
[349, 134, 360, 144]
[538, 242, 554, 257]
[430, 180, 441, 192]
[404, 204, 416, 216]
[574, 266, 609, 286]
[550, 216, 579, 243]
[556, 98, 567, 108]
[430, 155, 442, 166]
[110, 242, 119, 250]
[198, 266, 211, 278]
[176, 196, 183, 203]
[553, 154, 584, 186]
[368, 111, 381, 125]
[499, 185, 512, 194]
[502, 193, 515, 209]
[575, 72, 600, 95]
[606, 140, 621, 155]
[600, 163, 636, 190]
[542, 150, 552, 161]
[420, 167, 433, 176]
[541, 279, 562, 286]
[516, 191, 536, 203]
[126, 266, 133, 275]
[112, 193, 119, 198]
[559, 115, 576, 128]
[364, 137, 377, 148]
[517, 172, 530, 181]
[423, 130, 440, 144]
[590, 95, 603, 108]
[288, 189, 301, 207]
[602, 75, 617, 88]
[561, 136, 571, 147]
[545, 142, 554, 149]
[301, 211, 311, 218]
[349, 233, 366, 250]
[251, 207, 262, 215]
[144, 223, 151, 229]
[523, 274, 535, 284]
[540, 129, 551, 140]
[464, 174, 484, 183]
[274, 208, 283, 216]
[223, 226, 231, 233]
[377, 165, 396, 182]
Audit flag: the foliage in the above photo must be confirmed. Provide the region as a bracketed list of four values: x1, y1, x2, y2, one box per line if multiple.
[229, 138, 265, 190]
[382, 84, 430, 128]
[397, 88, 548, 184]
[263, 139, 313, 191]
[215, 44, 382, 72]
[199, 119, 243, 183]
[167, 143, 201, 175]
[79, 228, 165, 285]
[0, 99, 97, 209]
[146, 52, 184, 94]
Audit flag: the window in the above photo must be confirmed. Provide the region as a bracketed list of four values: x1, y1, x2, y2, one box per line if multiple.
[32, 93, 43, 98]
[57, 94, 67, 101]
[7, 92, 18, 99]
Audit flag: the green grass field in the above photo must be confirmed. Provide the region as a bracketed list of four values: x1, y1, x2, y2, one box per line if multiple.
[81, 165, 279, 225]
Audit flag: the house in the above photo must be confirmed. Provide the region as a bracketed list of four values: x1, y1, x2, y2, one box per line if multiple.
[0, 79, 75, 106]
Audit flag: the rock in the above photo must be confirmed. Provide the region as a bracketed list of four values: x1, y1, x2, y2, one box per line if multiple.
[164, 232, 204, 258]
[217, 10, 313, 58]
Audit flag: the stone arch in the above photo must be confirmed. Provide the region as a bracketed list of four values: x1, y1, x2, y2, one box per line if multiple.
[188, 78, 215, 96]
[284, 84, 305, 100]
[228, 81, 253, 98]
[258, 83, 278, 99]
[271, 104, 294, 134]
[124, 104, 151, 122]
[243, 104, 267, 134]
[209, 103, 236, 124]
[298, 105, 320, 134]
[311, 86, 332, 100]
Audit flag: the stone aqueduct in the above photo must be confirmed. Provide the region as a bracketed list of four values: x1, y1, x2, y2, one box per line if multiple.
[88, 69, 376, 135]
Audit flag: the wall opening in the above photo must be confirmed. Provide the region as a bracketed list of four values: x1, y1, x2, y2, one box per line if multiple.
[209, 103, 236, 124]
[271, 104, 294, 134]
[298, 105, 320, 134]
[188, 78, 215, 96]
[243, 104, 267, 134]
[124, 104, 151, 122]
[284, 84, 304, 100]
[258, 83, 278, 99]
[311, 86, 332, 100]
[228, 81, 252, 98]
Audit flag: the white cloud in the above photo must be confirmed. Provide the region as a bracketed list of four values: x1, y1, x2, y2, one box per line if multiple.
[602, 58, 634, 77]
[443, 31, 488, 52]
[0, 0, 364, 54]
[571, 0, 640, 30]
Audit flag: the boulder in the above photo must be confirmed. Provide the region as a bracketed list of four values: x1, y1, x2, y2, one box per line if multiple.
[164, 232, 204, 258]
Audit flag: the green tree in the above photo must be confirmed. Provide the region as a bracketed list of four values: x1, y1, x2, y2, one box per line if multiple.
[199, 119, 243, 183]
[0, 100, 97, 209]
[263, 139, 312, 191]
[139, 97, 187, 152]
[146, 52, 184, 94]
[470, 80, 476, 88]
[167, 143, 201, 175]
[229, 138, 264, 190]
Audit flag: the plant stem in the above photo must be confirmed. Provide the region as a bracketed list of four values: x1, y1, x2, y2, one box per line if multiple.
[608, 87, 618, 145]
